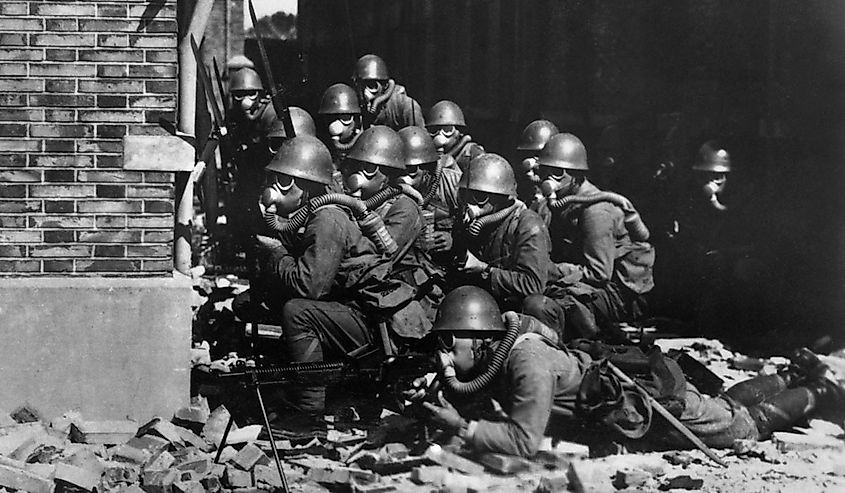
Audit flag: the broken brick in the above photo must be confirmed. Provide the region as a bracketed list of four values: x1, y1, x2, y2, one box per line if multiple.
[110, 444, 153, 464]
[71, 420, 138, 445]
[137, 417, 184, 445]
[534, 473, 568, 493]
[253, 464, 283, 488]
[772, 431, 845, 452]
[142, 468, 179, 493]
[10, 404, 41, 424]
[54, 462, 101, 491]
[172, 480, 205, 493]
[423, 445, 485, 475]
[145, 450, 175, 471]
[410, 465, 449, 485]
[225, 464, 252, 488]
[477, 452, 532, 474]
[307, 466, 379, 485]
[102, 460, 140, 486]
[200, 475, 223, 492]
[659, 475, 703, 490]
[202, 406, 234, 446]
[231, 443, 270, 471]
[612, 469, 652, 489]
[0, 462, 52, 493]
[126, 435, 170, 456]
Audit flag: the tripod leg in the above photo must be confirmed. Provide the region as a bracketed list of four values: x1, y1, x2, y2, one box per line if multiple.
[255, 382, 290, 493]
[213, 414, 235, 464]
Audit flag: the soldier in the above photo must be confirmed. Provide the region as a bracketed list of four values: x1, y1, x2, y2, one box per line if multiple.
[352, 54, 424, 130]
[420, 287, 845, 457]
[515, 119, 559, 204]
[317, 83, 363, 162]
[449, 153, 551, 312]
[425, 100, 485, 172]
[343, 125, 423, 253]
[522, 133, 655, 341]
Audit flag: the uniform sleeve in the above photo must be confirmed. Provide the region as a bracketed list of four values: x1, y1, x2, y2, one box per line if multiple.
[383, 196, 423, 252]
[270, 208, 348, 300]
[489, 213, 551, 300]
[467, 345, 555, 457]
[573, 204, 617, 285]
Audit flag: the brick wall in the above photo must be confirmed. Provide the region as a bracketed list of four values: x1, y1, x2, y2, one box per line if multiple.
[0, 1, 179, 276]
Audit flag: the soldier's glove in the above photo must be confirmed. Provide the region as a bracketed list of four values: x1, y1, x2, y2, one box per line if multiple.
[458, 250, 488, 275]
[423, 391, 468, 436]
[430, 231, 453, 252]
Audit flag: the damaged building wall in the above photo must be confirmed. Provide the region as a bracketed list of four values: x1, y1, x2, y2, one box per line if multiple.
[0, 1, 191, 421]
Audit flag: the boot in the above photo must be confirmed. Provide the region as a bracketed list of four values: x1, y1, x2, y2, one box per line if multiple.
[747, 387, 814, 439]
[726, 374, 789, 407]
[805, 376, 845, 415]
[788, 347, 830, 383]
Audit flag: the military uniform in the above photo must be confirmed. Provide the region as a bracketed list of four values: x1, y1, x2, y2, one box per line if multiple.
[374, 192, 424, 253]
[370, 84, 425, 130]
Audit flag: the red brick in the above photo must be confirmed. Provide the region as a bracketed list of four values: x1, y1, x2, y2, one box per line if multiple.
[77, 140, 122, 153]
[0, 64, 26, 77]
[0, 109, 43, 121]
[29, 185, 95, 198]
[0, 3, 27, 15]
[129, 4, 177, 18]
[96, 95, 127, 109]
[44, 170, 75, 182]
[96, 155, 122, 168]
[32, 33, 95, 47]
[0, 154, 27, 167]
[0, 33, 27, 45]
[97, 4, 127, 17]
[0, 80, 44, 92]
[0, 245, 26, 256]
[46, 19, 79, 31]
[29, 215, 94, 228]
[45, 49, 77, 62]
[79, 19, 137, 32]
[0, 95, 27, 107]
[0, 200, 40, 213]
[32, 64, 96, 78]
[0, 18, 43, 31]
[129, 95, 176, 109]
[78, 170, 142, 183]
[0, 139, 40, 152]
[31, 123, 94, 137]
[44, 201, 74, 213]
[32, 3, 96, 16]
[32, 155, 93, 168]
[143, 230, 172, 242]
[129, 64, 177, 78]
[0, 231, 41, 243]
[144, 200, 173, 213]
[44, 110, 76, 123]
[45, 80, 76, 93]
[0, 170, 40, 182]
[97, 34, 129, 48]
[30, 245, 92, 257]
[145, 80, 177, 94]
[95, 216, 126, 228]
[96, 185, 125, 198]
[127, 216, 171, 228]
[145, 50, 177, 63]
[96, 124, 127, 138]
[94, 245, 125, 257]
[44, 140, 75, 153]
[142, 259, 172, 272]
[0, 124, 27, 137]
[127, 245, 170, 257]
[0, 260, 39, 272]
[77, 200, 141, 213]
[79, 110, 144, 123]
[78, 230, 141, 243]
[0, 49, 42, 61]
[97, 65, 129, 78]
[79, 79, 144, 93]
[77, 259, 140, 272]
[44, 230, 75, 243]
[43, 260, 74, 272]
[0, 216, 26, 228]
[0, 184, 25, 198]
[129, 34, 177, 49]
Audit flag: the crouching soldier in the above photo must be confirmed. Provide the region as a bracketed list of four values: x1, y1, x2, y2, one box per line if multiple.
[523, 133, 655, 341]
[420, 287, 845, 457]
[449, 153, 551, 312]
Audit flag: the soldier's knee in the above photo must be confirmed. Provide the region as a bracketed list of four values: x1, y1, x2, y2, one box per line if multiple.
[281, 299, 317, 341]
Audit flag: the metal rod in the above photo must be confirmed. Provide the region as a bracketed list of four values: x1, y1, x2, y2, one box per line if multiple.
[254, 379, 291, 493]
[248, 0, 294, 138]
[213, 414, 235, 464]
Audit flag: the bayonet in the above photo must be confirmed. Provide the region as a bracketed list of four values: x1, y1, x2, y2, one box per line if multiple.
[248, 0, 295, 137]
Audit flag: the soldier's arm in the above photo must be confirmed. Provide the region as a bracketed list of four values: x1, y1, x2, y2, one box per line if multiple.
[383, 196, 423, 252]
[489, 214, 551, 300]
[558, 204, 616, 285]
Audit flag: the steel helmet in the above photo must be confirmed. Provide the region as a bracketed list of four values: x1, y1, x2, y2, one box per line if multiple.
[431, 286, 506, 333]
[318, 83, 361, 115]
[265, 135, 333, 185]
[517, 120, 559, 151]
[398, 126, 438, 166]
[266, 107, 317, 138]
[536, 133, 589, 171]
[353, 54, 389, 81]
[229, 67, 263, 92]
[425, 100, 466, 128]
[347, 125, 406, 170]
[458, 153, 517, 197]
[693, 140, 731, 173]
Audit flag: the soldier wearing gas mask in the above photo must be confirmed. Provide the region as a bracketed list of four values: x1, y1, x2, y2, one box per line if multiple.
[352, 54, 424, 130]
[425, 100, 485, 173]
[515, 119, 559, 204]
[318, 83, 362, 164]
[449, 153, 551, 312]
[343, 125, 423, 253]
[522, 133, 655, 342]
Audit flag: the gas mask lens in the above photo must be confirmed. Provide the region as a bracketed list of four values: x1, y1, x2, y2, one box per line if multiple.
[436, 332, 456, 351]
[232, 90, 259, 102]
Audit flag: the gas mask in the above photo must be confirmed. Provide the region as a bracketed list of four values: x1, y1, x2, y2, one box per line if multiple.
[519, 156, 541, 184]
[429, 126, 460, 154]
[538, 166, 577, 198]
[459, 190, 496, 225]
[233, 90, 263, 121]
[327, 115, 359, 151]
[697, 172, 728, 211]
[267, 137, 285, 156]
[344, 161, 386, 200]
[260, 173, 305, 218]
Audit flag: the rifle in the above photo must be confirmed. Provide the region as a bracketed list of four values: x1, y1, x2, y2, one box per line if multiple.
[248, 0, 295, 138]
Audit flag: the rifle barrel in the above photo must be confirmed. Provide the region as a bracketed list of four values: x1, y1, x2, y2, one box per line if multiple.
[248, 0, 294, 138]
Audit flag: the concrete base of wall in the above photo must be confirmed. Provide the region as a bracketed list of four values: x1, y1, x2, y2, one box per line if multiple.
[0, 276, 192, 422]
